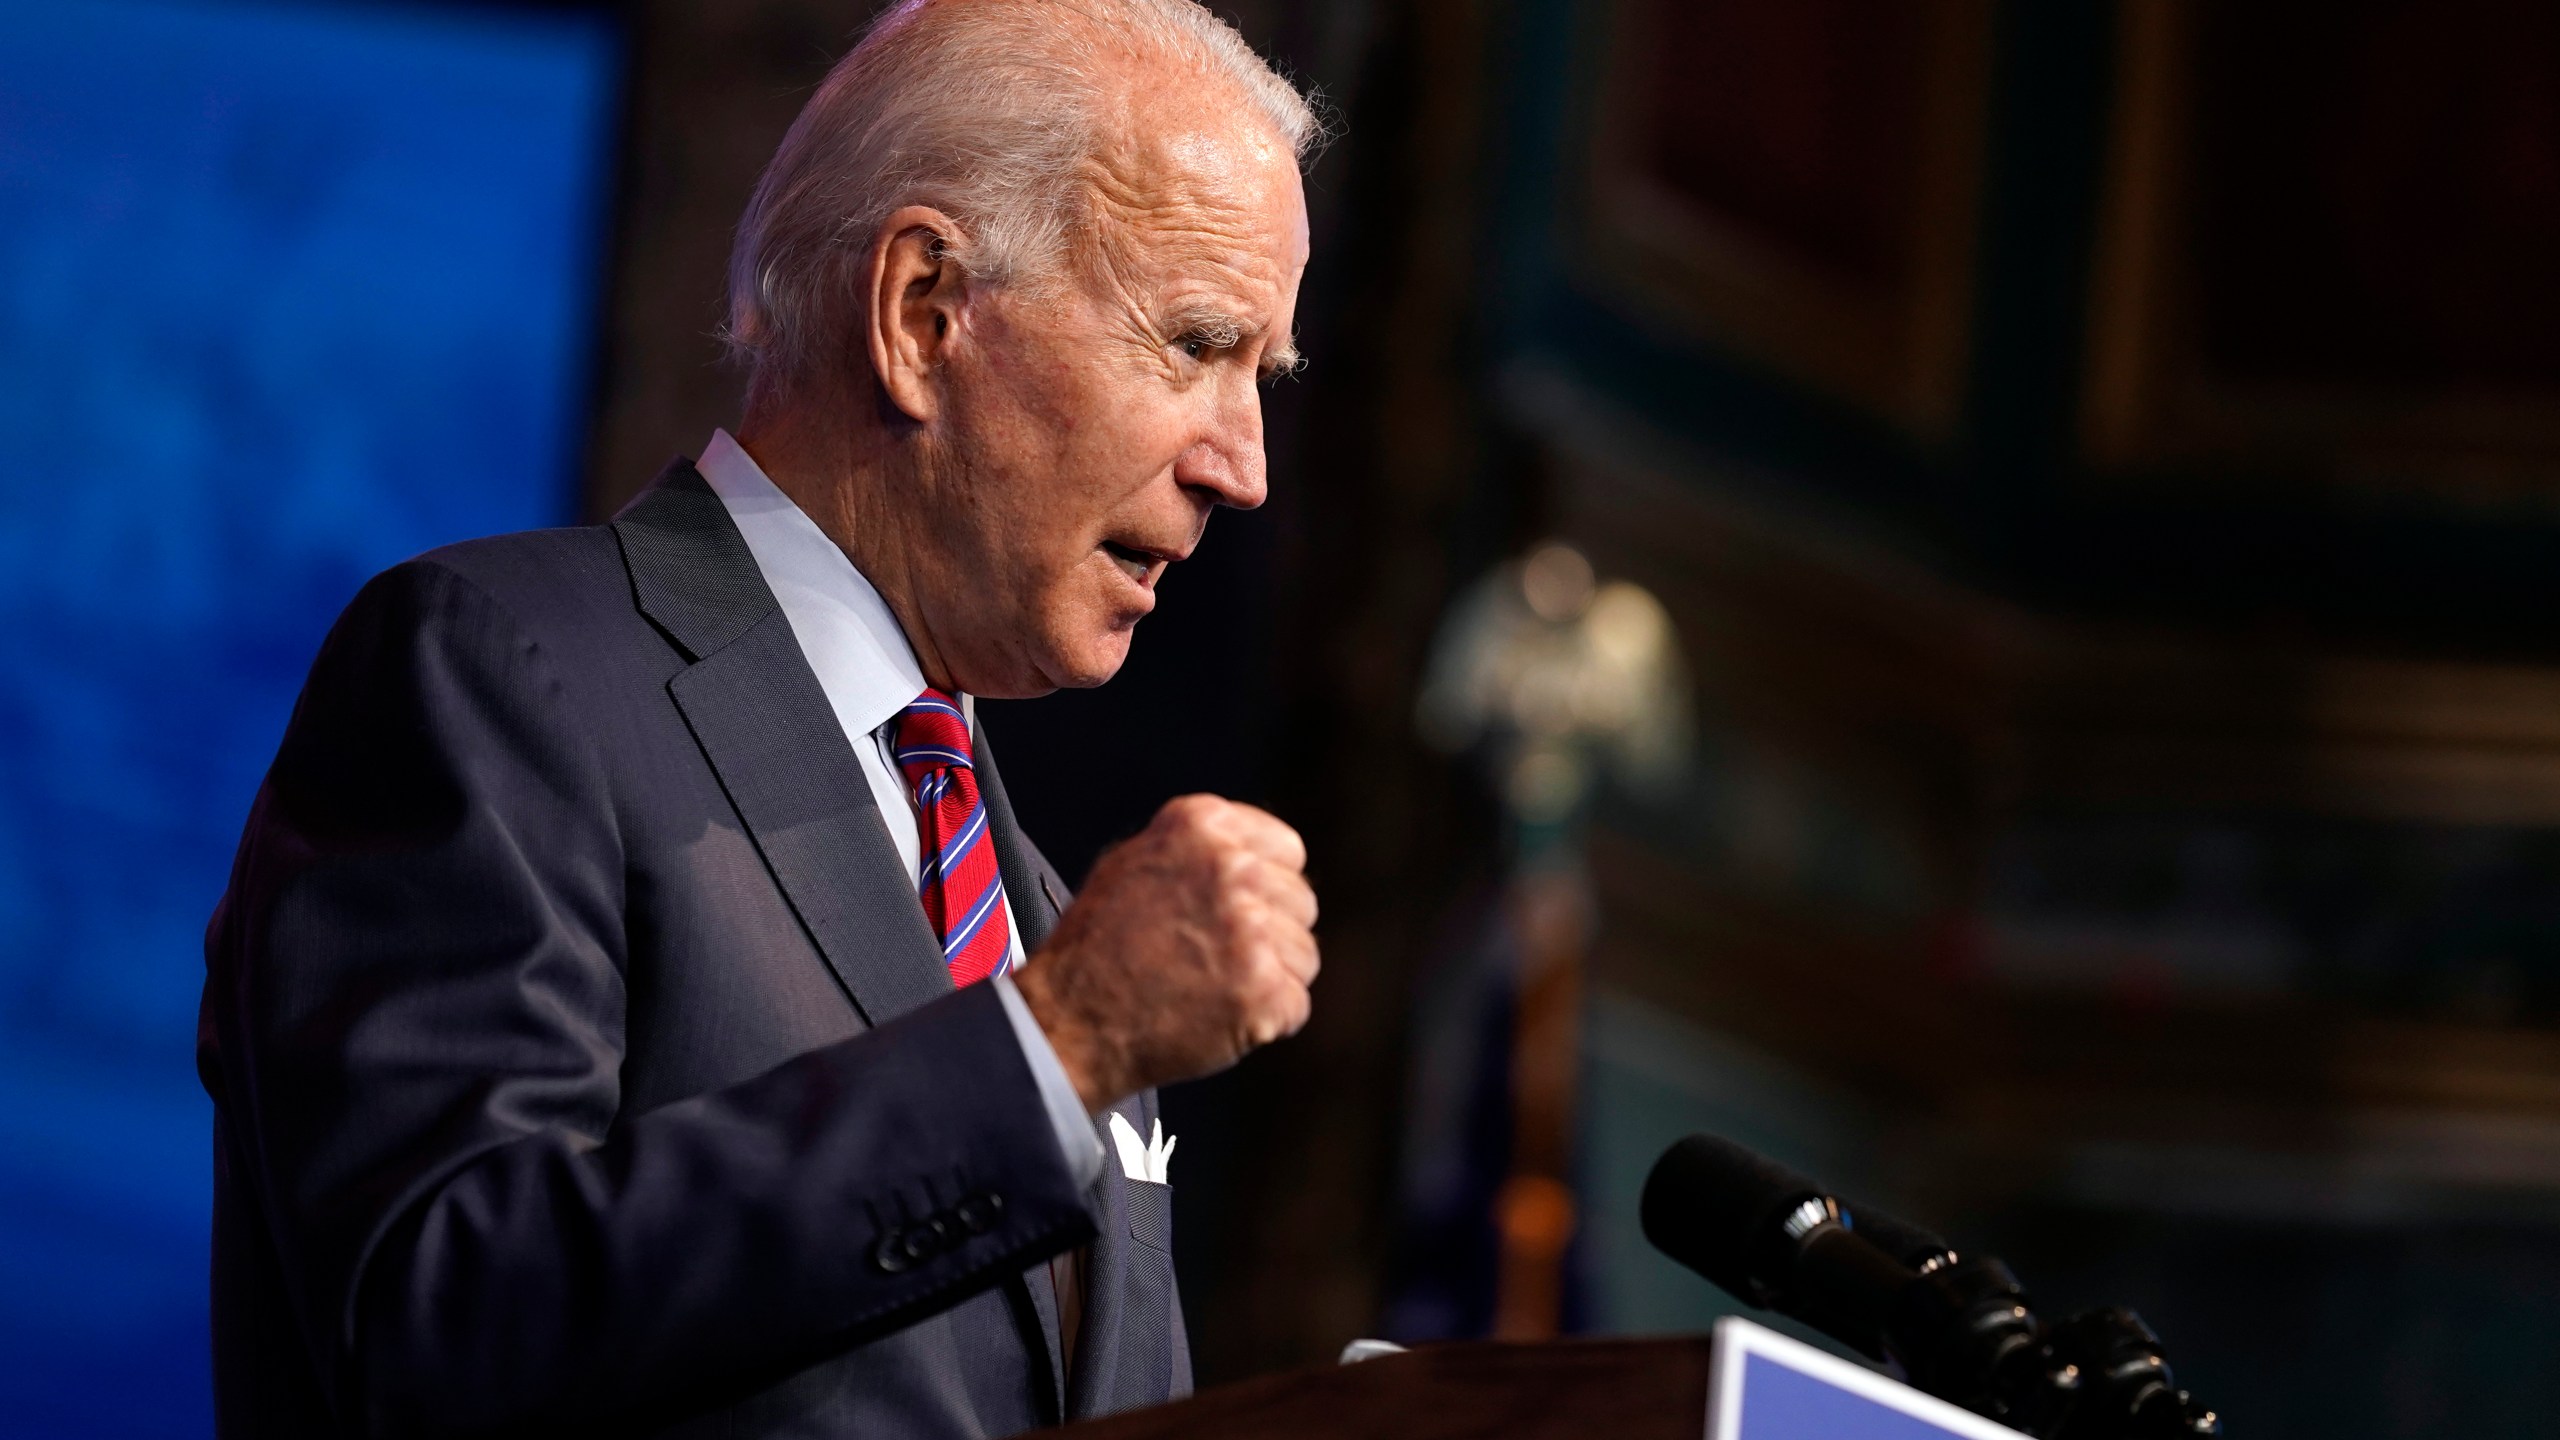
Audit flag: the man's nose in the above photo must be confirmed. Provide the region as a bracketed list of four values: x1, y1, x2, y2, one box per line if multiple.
[1175, 388, 1269, 510]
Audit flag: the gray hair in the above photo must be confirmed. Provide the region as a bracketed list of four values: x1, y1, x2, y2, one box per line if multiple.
[725, 0, 1320, 402]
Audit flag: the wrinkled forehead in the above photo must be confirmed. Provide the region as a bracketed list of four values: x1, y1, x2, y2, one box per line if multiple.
[1079, 85, 1309, 297]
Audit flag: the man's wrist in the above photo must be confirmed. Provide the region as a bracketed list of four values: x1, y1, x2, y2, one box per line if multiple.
[990, 973, 1107, 1190]
[1012, 962, 1120, 1113]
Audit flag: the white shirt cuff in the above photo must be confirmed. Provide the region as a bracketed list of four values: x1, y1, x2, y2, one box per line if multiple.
[992, 973, 1107, 1191]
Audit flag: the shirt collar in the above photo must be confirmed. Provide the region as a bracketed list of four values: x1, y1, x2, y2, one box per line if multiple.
[696, 428, 940, 743]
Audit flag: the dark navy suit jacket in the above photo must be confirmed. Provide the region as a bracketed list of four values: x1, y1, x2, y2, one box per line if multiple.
[198, 462, 1189, 1438]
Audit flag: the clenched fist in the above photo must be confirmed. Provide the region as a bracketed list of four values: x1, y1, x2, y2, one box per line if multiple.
[1014, 795, 1318, 1112]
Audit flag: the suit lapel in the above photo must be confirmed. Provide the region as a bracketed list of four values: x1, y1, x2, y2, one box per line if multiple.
[618, 461, 1078, 1411]
[976, 722, 1079, 1417]
[975, 729, 1066, 952]
[613, 461, 954, 1027]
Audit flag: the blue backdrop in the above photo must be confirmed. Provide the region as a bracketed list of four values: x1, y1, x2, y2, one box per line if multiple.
[0, 1, 621, 1432]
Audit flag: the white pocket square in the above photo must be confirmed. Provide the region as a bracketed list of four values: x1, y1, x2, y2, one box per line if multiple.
[1107, 1112, 1175, 1184]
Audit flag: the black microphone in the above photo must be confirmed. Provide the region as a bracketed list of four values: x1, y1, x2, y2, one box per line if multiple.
[1831, 1198, 1956, 1274]
[1639, 1134, 2219, 1438]
[1638, 1134, 1917, 1359]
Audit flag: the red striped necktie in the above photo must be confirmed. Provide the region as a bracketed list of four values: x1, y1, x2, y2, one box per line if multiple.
[892, 687, 1015, 987]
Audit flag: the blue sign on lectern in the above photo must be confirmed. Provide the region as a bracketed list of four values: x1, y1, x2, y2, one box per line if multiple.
[1710, 1317, 2030, 1440]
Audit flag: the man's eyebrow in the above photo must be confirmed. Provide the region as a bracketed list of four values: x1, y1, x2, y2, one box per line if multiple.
[1165, 302, 1304, 378]
[1165, 302, 1251, 346]
[1258, 335, 1304, 380]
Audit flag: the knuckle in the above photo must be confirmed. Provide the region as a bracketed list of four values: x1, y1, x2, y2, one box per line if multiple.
[1166, 793, 1228, 829]
[1266, 973, 1304, 1017]
[1215, 894, 1257, 946]
[1217, 847, 1259, 887]
[1213, 845, 1264, 901]
[1234, 927, 1276, 977]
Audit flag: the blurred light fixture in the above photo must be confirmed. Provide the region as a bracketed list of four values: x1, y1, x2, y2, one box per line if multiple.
[1416, 540, 1692, 830]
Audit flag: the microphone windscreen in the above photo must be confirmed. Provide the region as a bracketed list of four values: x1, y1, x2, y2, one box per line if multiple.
[1841, 1202, 1955, 1270]
[1639, 1134, 1827, 1300]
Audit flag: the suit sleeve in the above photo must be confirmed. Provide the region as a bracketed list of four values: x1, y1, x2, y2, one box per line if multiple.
[200, 560, 1096, 1438]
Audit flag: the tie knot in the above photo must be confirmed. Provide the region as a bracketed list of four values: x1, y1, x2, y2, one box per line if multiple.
[893, 687, 973, 776]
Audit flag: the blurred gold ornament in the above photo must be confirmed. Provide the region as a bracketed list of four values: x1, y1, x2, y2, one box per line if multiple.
[1416, 541, 1692, 823]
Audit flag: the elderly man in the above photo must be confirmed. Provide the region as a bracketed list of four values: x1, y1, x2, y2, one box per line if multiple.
[197, 2, 1320, 1435]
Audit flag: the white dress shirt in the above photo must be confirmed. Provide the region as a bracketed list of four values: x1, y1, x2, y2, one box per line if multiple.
[697, 429, 1106, 1191]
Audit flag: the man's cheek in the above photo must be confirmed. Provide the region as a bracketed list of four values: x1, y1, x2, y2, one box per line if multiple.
[1037, 556, 1110, 635]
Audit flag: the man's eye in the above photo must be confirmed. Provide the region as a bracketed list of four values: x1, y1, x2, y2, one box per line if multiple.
[1173, 322, 1242, 364]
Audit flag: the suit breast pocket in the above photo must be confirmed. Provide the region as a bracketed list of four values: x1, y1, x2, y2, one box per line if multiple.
[1124, 1178, 1173, 1253]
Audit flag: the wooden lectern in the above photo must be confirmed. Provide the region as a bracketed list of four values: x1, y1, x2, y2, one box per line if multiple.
[1049, 1321, 2040, 1440]
[1050, 1338, 1717, 1440]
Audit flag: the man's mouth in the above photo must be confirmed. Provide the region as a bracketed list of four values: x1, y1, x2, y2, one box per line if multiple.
[1101, 539, 1163, 587]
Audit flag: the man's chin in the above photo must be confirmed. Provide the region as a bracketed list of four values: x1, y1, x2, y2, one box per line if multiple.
[1055, 638, 1135, 690]
[1034, 626, 1137, 692]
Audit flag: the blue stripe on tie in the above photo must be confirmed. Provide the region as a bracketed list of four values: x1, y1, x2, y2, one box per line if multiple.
[941, 876, 1005, 957]
[903, 698, 965, 721]
[916, 772, 949, 809]
[929, 805, 991, 884]
[914, 802, 989, 895]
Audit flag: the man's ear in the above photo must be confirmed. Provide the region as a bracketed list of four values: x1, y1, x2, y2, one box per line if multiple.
[866, 205, 966, 424]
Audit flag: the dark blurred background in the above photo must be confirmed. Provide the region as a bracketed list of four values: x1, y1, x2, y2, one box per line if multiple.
[8, 0, 2560, 1435]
